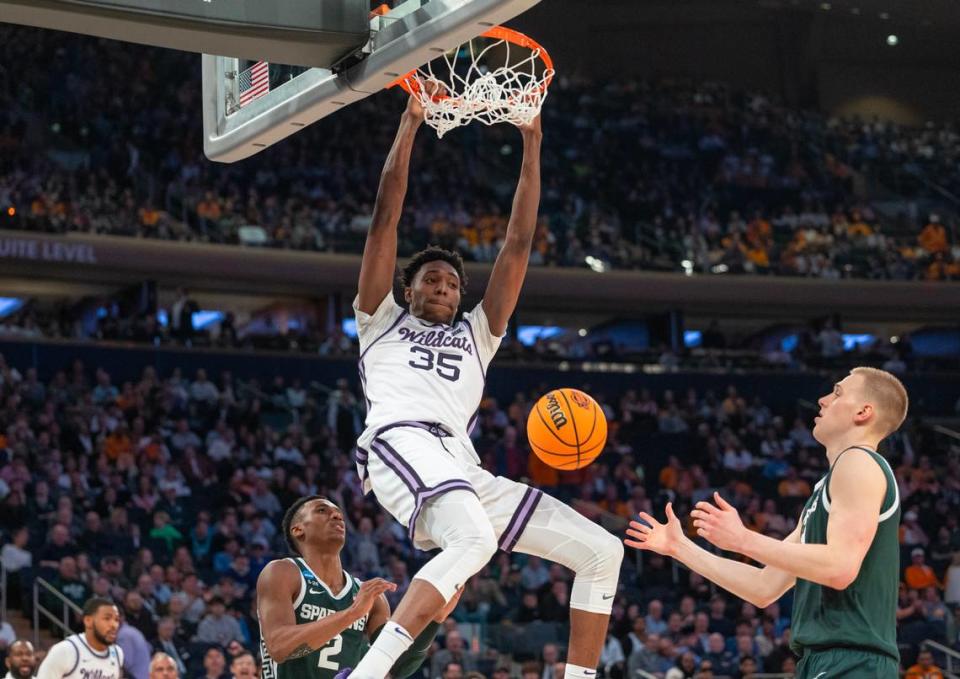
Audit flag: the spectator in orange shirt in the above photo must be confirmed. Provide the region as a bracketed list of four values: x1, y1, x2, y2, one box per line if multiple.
[777, 467, 811, 499]
[847, 210, 873, 238]
[527, 449, 559, 489]
[658, 456, 682, 491]
[745, 244, 770, 270]
[918, 216, 949, 254]
[104, 424, 134, 461]
[196, 191, 222, 222]
[925, 252, 960, 281]
[139, 203, 161, 228]
[746, 212, 771, 247]
[905, 649, 945, 679]
[597, 486, 630, 519]
[905, 548, 940, 591]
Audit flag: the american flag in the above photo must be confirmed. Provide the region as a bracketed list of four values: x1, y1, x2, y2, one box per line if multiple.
[238, 60, 269, 107]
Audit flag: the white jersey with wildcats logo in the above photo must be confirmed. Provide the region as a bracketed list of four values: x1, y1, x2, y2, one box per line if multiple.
[36, 634, 124, 679]
[354, 293, 502, 455]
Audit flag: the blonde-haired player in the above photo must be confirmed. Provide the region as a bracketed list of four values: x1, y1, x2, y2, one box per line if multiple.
[626, 367, 908, 679]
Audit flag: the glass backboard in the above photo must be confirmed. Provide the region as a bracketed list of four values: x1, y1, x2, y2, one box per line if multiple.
[202, 0, 542, 163]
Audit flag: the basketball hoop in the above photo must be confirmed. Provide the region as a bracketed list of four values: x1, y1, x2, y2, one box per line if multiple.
[392, 26, 555, 138]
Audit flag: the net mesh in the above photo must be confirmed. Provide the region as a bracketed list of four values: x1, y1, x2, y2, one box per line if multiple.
[399, 30, 554, 138]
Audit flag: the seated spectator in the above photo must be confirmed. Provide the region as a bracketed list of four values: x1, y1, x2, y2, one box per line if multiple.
[777, 467, 811, 499]
[644, 599, 668, 636]
[628, 633, 663, 678]
[38, 524, 76, 572]
[430, 629, 478, 678]
[702, 633, 736, 677]
[50, 556, 89, 611]
[441, 662, 464, 679]
[124, 590, 158, 641]
[199, 646, 228, 679]
[520, 556, 550, 592]
[738, 655, 758, 678]
[665, 651, 698, 679]
[944, 553, 960, 607]
[195, 596, 244, 647]
[906, 549, 940, 591]
[153, 617, 189, 677]
[919, 216, 949, 255]
[229, 650, 257, 679]
[905, 648, 945, 679]
[149, 511, 184, 555]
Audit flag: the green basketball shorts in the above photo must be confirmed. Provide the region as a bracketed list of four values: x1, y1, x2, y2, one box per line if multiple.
[796, 647, 899, 679]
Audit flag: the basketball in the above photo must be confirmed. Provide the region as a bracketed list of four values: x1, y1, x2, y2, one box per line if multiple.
[526, 388, 608, 470]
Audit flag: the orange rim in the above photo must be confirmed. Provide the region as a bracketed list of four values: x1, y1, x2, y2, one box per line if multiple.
[389, 26, 554, 100]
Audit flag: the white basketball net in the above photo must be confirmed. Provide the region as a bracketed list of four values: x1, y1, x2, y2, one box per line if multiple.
[400, 32, 554, 138]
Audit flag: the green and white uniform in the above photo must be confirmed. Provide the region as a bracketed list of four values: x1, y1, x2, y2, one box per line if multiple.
[791, 446, 901, 678]
[261, 558, 369, 679]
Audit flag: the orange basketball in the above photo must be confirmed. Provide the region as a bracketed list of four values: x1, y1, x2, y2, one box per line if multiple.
[526, 388, 607, 470]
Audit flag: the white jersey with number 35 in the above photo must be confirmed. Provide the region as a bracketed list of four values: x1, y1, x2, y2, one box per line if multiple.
[354, 293, 501, 456]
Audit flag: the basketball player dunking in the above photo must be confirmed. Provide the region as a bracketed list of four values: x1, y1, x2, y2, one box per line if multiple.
[346, 94, 623, 679]
[625, 368, 907, 678]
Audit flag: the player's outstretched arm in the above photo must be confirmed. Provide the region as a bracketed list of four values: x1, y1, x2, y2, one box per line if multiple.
[691, 450, 886, 590]
[356, 95, 425, 315]
[481, 115, 542, 336]
[257, 561, 396, 663]
[625, 503, 797, 608]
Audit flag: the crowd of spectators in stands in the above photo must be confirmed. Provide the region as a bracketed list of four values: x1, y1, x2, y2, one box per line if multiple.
[0, 296, 938, 380]
[0, 354, 957, 679]
[0, 287, 944, 378]
[1, 27, 959, 282]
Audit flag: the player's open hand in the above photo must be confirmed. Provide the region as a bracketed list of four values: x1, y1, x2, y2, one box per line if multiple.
[624, 502, 684, 558]
[434, 585, 465, 623]
[350, 578, 397, 619]
[690, 492, 748, 552]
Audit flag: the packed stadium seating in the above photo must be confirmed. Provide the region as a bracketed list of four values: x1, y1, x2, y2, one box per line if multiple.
[0, 349, 957, 679]
[2, 17, 960, 679]
[1, 27, 957, 282]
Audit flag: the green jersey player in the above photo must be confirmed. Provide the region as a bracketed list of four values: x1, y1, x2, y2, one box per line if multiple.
[257, 496, 460, 679]
[625, 367, 908, 678]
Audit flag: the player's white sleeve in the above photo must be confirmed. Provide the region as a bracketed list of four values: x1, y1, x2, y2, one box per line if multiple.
[462, 302, 504, 368]
[36, 639, 79, 679]
[116, 645, 125, 672]
[353, 293, 403, 351]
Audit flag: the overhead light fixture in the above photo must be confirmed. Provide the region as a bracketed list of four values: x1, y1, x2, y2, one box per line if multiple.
[850, 7, 860, 14]
[820, 2, 831, 9]
[879, 11, 890, 19]
[0, 298, 25, 318]
[886, 34, 898, 46]
[584, 256, 608, 273]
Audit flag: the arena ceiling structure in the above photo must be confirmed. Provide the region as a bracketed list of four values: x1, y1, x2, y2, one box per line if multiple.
[511, 0, 960, 122]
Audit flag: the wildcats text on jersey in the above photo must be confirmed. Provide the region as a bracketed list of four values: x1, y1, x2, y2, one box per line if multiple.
[397, 327, 474, 354]
[354, 295, 501, 449]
